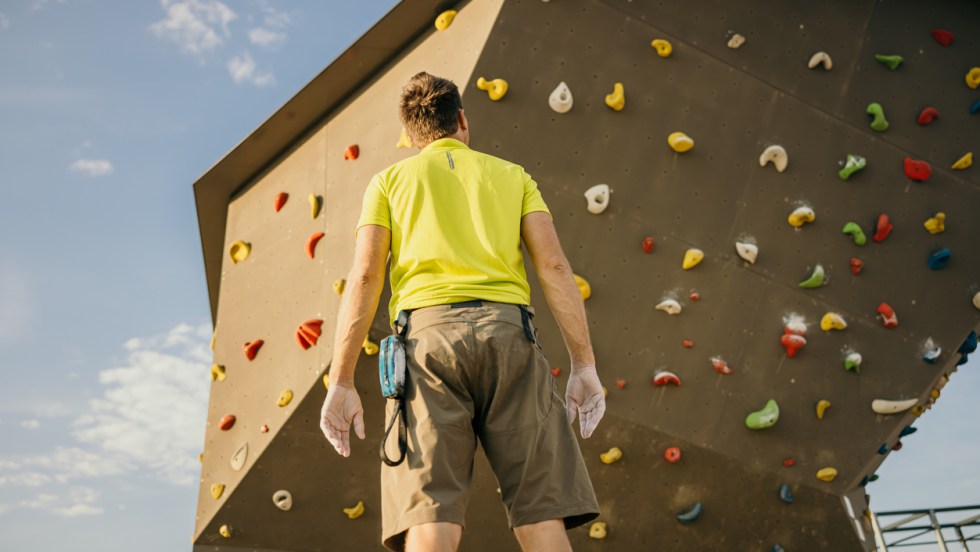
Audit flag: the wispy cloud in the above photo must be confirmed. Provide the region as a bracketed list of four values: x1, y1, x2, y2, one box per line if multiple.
[227, 51, 275, 87]
[247, 1, 290, 49]
[0, 324, 211, 516]
[247, 27, 284, 48]
[149, 0, 237, 57]
[68, 159, 114, 177]
[20, 420, 40, 430]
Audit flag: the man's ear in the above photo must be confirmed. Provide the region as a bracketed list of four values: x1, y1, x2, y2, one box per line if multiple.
[458, 109, 468, 131]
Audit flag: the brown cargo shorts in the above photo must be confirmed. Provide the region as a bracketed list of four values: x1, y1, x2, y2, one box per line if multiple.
[380, 301, 599, 551]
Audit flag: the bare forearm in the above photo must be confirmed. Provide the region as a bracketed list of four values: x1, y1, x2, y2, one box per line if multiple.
[329, 271, 385, 386]
[536, 260, 596, 371]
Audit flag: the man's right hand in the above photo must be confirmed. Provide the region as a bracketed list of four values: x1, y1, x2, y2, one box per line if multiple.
[564, 366, 605, 439]
[320, 380, 366, 457]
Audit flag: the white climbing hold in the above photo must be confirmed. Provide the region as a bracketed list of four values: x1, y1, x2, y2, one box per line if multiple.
[727, 33, 745, 49]
[735, 241, 758, 264]
[273, 490, 293, 511]
[808, 51, 833, 70]
[584, 184, 611, 214]
[548, 82, 574, 113]
[973, 291, 980, 310]
[230, 442, 248, 471]
[871, 398, 918, 415]
[759, 145, 788, 172]
[656, 299, 682, 315]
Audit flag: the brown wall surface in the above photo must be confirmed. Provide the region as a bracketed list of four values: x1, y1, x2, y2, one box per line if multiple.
[194, 0, 980, 550]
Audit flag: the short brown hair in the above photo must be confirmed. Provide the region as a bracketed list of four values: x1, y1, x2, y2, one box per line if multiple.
[399, 72, 463, 145]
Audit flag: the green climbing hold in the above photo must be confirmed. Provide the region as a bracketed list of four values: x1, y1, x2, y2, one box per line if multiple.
[838, 154, 866, 180]
[874, 54, 904, 71]
[844, 352, 862, 373]
[842, 222, 867, 246]
[746, 399, 780, 430]
[867, 102, 889, 132]
[799, 264, 826, 288]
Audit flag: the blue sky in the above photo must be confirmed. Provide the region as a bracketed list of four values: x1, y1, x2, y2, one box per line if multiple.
[0, 1, 975, 551]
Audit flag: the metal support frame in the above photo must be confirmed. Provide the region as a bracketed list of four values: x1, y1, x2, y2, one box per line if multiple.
[872, 505, 980, 551]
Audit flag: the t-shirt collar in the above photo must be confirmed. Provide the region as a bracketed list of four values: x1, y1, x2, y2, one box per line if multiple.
[422, 137, 469, 152]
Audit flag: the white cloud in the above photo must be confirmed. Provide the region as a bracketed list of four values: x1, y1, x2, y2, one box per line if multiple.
[149, 0, 237, 57]
[0, 13, 10, 29]
[248, 27, 284, 48]
[68, 159, 114, 177]
[0, 324, 211, 516]
[227, 51, 275, 87]
[20, 419, 40, 430]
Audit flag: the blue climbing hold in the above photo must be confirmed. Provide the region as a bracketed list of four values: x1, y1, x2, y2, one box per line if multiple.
[959, 331, 978, 355]
[928, 247, 951, 270]
[779, 484, 794, 504]
[676, 502, 703, 525]
[899, 425, 917, 438]
[958, 354, 969, 366]
[771, 546, 786, 552]
[972, 100, 980, 114]
[860, 476, 870, 487]
[878, 443, 889, 455]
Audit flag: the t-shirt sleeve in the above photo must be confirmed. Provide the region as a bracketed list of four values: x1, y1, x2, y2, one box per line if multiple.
[355, 174, 391, 237]
[520, 169, 551, 218]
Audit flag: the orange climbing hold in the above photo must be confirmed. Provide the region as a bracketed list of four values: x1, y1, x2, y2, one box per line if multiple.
[876, 303, 898, 328]
[850, 257, 864, 275]
[305, 232, 324, 259]
[274, 192, 288, 212]
[711, 356, 733, 375]
[682, 339, 694, 348]
[783, 457, 796, 468]
[642, 237, 655, 254]
[344, 145, 359, 160]
[781, 334, 806, 358]
[872, 214, 893, 243]
[904, 157, 931, 182]
[917, 107, 939, 125]
[664, 447, 682, 463]
[550, 367, 561, 377]
[243, 340, 263, 361]
[615, 378, 626, 389]
[295, 319, 324, 350]
[219, 414, 236, 431]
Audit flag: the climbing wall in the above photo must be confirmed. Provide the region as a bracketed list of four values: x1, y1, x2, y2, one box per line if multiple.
[194, 0, 980, 550]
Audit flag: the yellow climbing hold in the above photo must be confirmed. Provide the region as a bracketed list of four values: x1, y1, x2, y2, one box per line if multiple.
[816, 467, 838, 482]
[198, 452, 203, 463]
[667, 132, 694, 153]
[277, 389, 293, 407]
[923, 212, 946, 234]
[210, 330, 216, 350]
[210, 364, 226, 382]
[573, 274, 591, 300]
[396, 127, 413, 149]
[589, 522, 608, 539]
[434, 10, 456, 30]
[816, 399, 831, 420]
[787, 207, 816, 228]
[322, 373, 330, 391]
[219, 525, 232, 538]
[682, 248, 704, 270]
[333, 279, 346, 295]
[211, 483, 225, 499]
[820, 312, 847, 331]
[229, 241, 251, 264]
[600, 447, 622, 464]
[966, 67, 980, 90]
[343, 501, 365, 520]
[309, 193, 322, 219]
[476, 77, 508, 101]
[650, 38, 672, 57]
[951, 152, 972, 170]
[363, 336, 379, 356]
[604, 82, 625, 111]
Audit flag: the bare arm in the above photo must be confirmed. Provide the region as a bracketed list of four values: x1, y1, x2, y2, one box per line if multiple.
[521, 211, 604, 438]
[520, 211, 595, 370]
[320, 224, 390, 457]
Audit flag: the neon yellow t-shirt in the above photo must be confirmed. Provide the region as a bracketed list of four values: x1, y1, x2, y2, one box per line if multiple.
[356, 137, 551, 322]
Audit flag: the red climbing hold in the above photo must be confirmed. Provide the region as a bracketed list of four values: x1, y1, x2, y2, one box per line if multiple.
[783, 457, 797, 468]
[219, 415, 236, 431]
[652, 371, 682, 387]
[295, 319, 323, 349]
[711, 357, 733, 375]
[689, 292, 701, 301]
[274, 192, 288, 212]
[615, 378, 627, 389]
[664, 447, 682, 464]
[872, 214, 893, 243]
[893, 441, 903, 451]
[850, 257, 864, 275]
[305, 232, 325, 259]
[930, 29, 954, 47]
[917, 107, 939, 126]
[344, 144, 359, 160]
[243, 340, 264, 361]
[550, 367, 561, 377]
[903, 157, 931, 182]
[876, 303, 899, 328]
[682, 339, 694, 348]
[642, 237, 655, 254]
[260, 424, 269, 433]
[781, 334, 807, 358]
